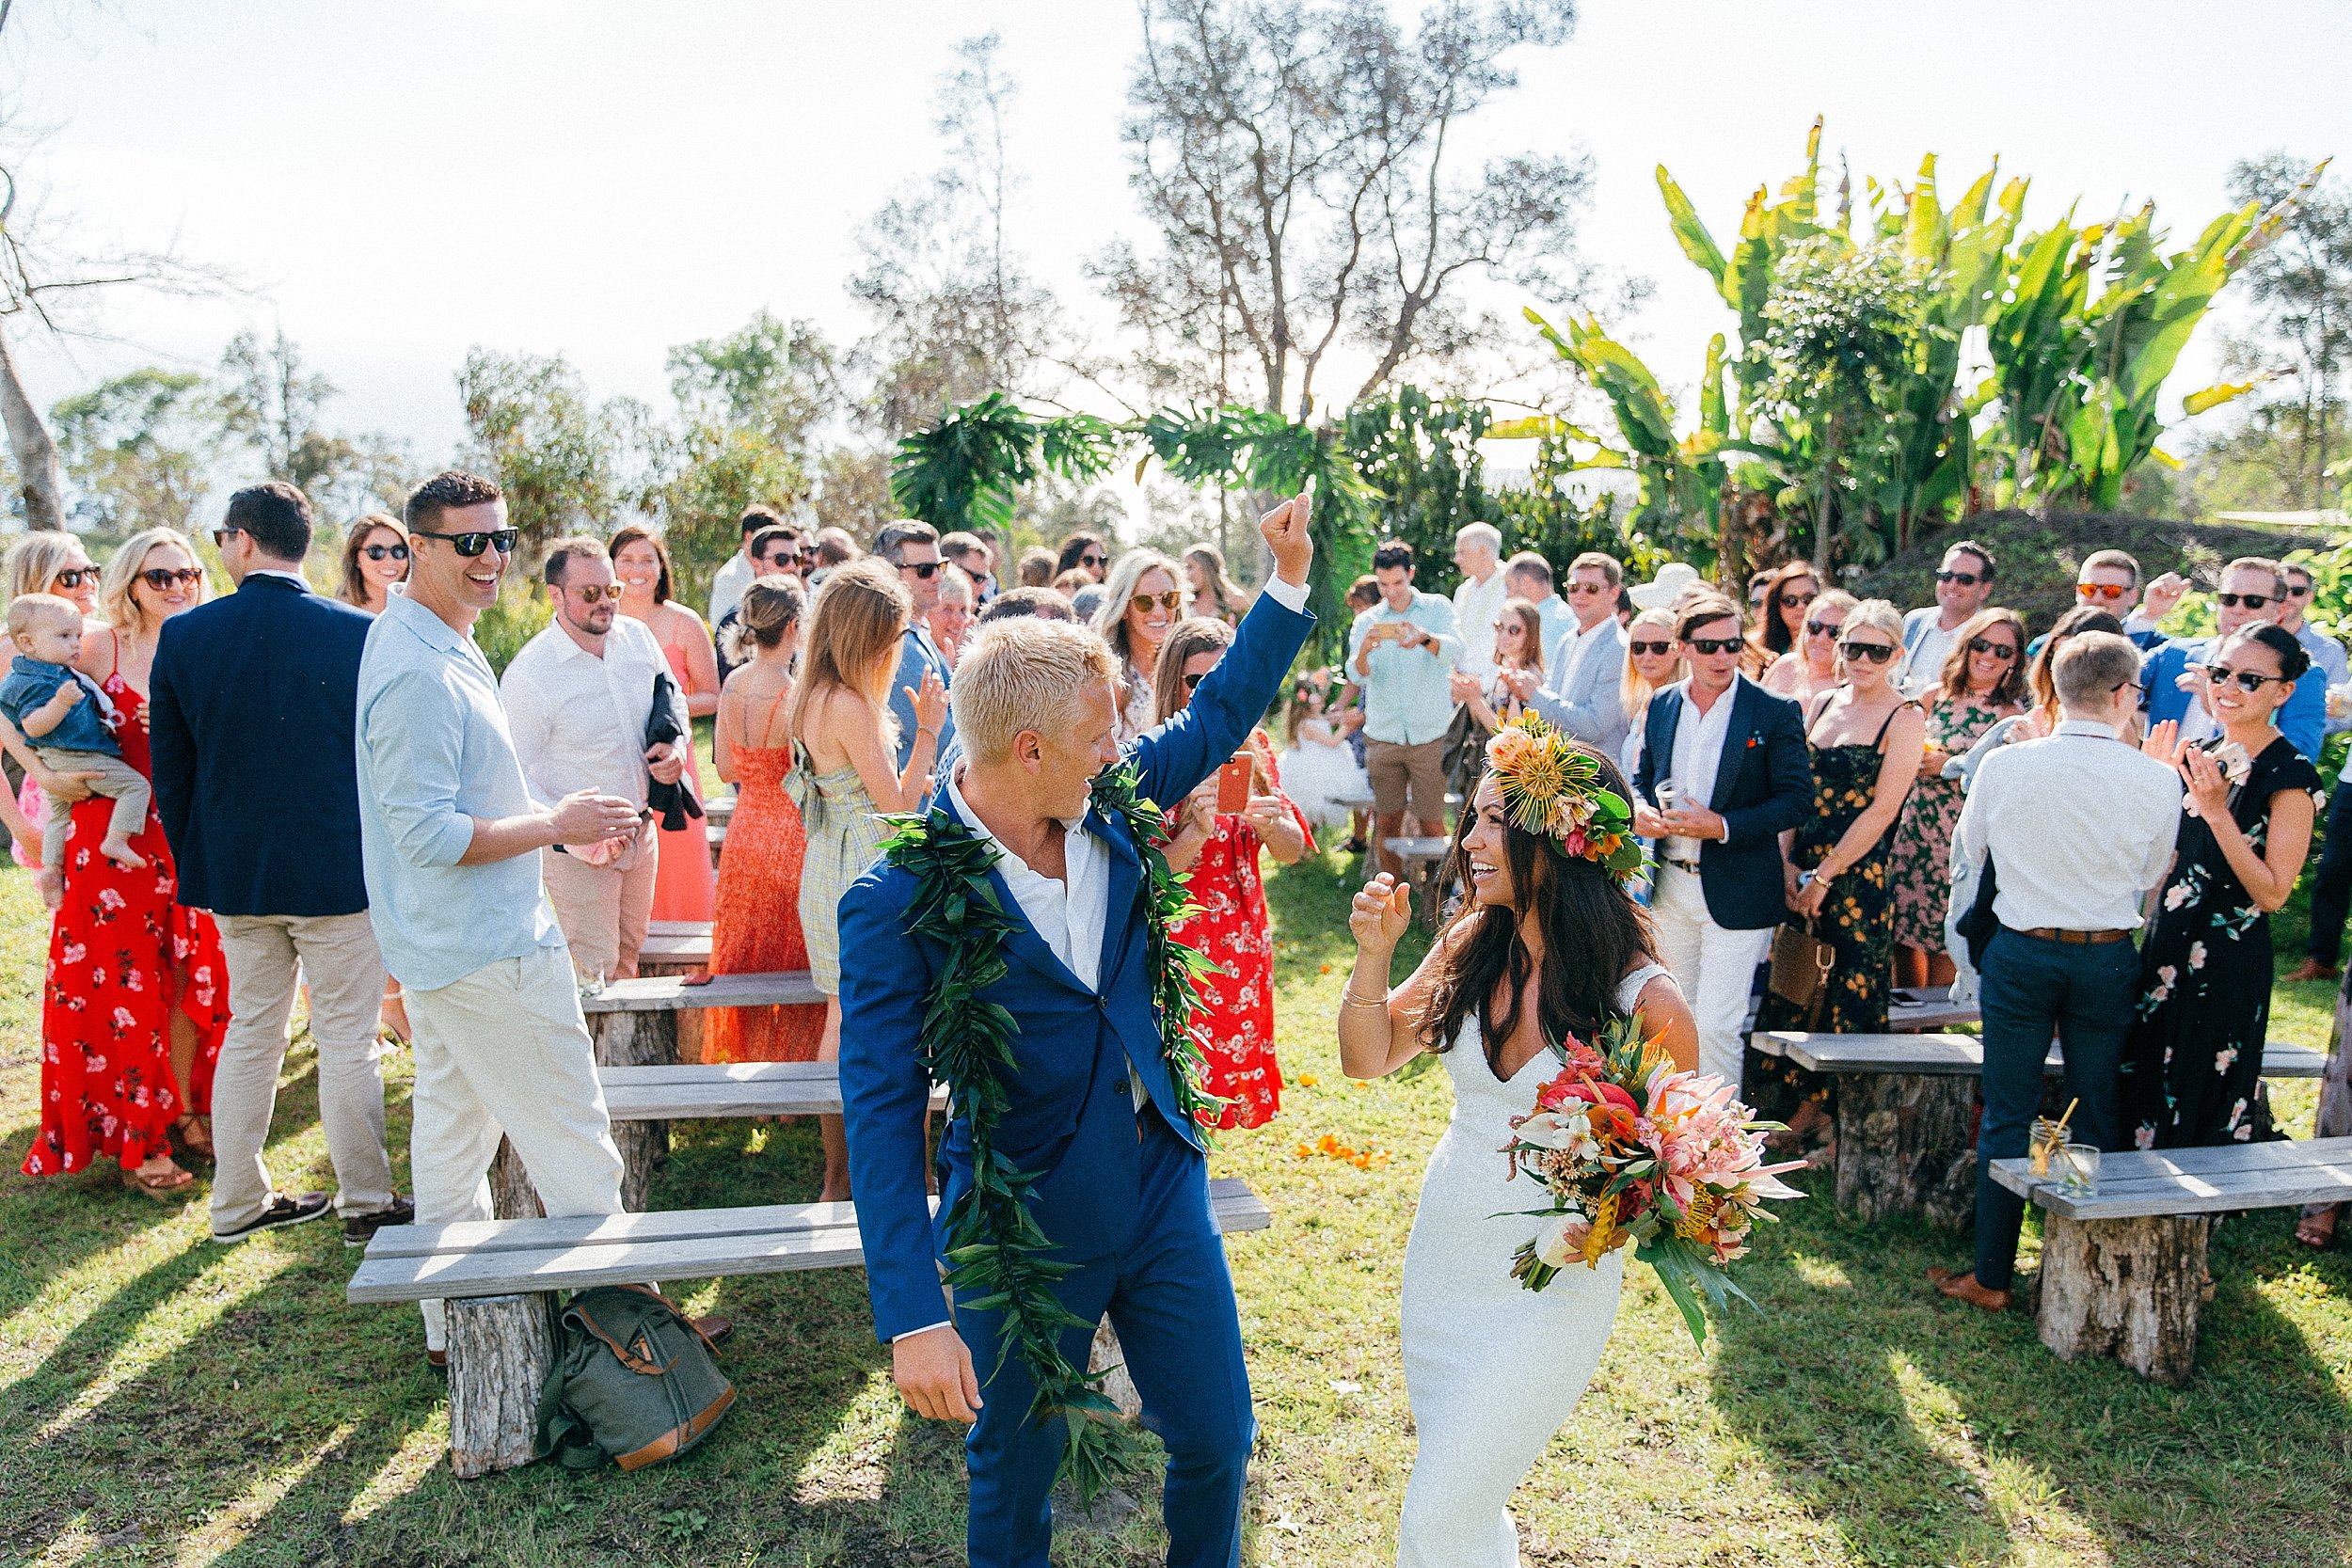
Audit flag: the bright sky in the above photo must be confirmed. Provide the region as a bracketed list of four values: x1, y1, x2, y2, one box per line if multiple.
[16, 0, 2352, 469]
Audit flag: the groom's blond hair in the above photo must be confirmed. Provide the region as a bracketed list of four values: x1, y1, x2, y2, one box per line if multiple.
[953, 618, 1120, 763]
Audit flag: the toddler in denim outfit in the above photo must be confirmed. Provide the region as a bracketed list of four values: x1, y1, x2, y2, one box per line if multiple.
[1, 594, 149, 874]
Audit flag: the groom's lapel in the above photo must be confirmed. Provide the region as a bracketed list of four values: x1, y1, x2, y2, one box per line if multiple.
[981, 863, 1090, 996]
[1090, 807, 1144, 984]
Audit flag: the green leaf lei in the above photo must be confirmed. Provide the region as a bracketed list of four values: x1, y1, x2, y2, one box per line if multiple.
[875, 757, 1223, 1501]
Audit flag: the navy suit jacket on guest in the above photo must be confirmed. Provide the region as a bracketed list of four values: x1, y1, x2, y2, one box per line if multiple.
[1632, 676, 1812, 931]
[838, 588, 1315, 1344]
[149, 572, 373, 918]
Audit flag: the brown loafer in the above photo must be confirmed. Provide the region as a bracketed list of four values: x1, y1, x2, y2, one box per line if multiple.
[2287, 958, 2340, 985]
[1927, 1266, 2011, 1312]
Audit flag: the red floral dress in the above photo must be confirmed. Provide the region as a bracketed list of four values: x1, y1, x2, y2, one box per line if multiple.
[23, 664, 230, 1176]
[1168, 736, 1312, 1131]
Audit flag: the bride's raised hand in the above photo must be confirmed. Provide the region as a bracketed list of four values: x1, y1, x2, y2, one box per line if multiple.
[1350, 872, 1412, 954]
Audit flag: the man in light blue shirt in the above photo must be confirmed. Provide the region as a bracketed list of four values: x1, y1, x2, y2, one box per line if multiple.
[1505, 551, 1576, 660]
[1348, 538, 1461, 877]
[875, 519, 955, 770]
[356, 468, 645, 1365]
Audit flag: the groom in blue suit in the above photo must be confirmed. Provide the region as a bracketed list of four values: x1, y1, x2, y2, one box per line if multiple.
[839, 497, 1317, 1568]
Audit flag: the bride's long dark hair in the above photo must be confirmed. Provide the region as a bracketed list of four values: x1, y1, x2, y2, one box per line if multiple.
[1411, 743, 1657, 1073]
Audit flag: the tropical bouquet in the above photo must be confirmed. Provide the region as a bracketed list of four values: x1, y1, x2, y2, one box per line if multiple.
[1500, 1011, 1804, 1343]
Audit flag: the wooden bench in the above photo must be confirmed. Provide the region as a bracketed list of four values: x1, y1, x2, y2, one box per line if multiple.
[350, 1179, 1274, 1477]
[1886, 988, 1981, 1032]
[1990, 1137, 2352, 1383]
[634, 928, 713, 975]
[596, 1060, 945, 1121]
[1749, 1031, 2326, 1227]
[1383, 835, 1453, 929]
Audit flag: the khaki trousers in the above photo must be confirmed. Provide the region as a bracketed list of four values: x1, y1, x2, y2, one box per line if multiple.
[210, 911, 395, 1232]
[539, 828, 659, 981]
[406, 943, 627, 1350]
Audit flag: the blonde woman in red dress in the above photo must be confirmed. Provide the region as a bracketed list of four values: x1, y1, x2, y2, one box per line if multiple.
[1152, 617, 1311, 1129]
[706, 577, 826, 1063]
[24, 528, 230, 1196]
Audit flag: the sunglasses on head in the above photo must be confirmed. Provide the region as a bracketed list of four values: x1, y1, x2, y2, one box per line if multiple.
[2208, 665, 2286, 692]
[413, 528, 519, 557]
[1629, 638, 1674, 657]
[50, 567, 92, 590]
[1968, 636, 2017, 660]
[139, 566, 205, 591]
[362, 544, 410, 562]
[2076, 581, 2131, 602]
[1684, 636, 1742, 656]
[1131, 590, 1184, 614]
[1804, 618, 1841, 638]
[565, 582, 626, 604]
[2216, 592, 2273, 610]
[1839, 640, 1898, 663]
[1778, 589, 1817, 609]
[1935, 568, 1984, 586]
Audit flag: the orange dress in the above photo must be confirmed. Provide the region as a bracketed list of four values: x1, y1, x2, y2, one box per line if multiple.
[703, 693, 827, 1062]
[652, 636, 718, 923]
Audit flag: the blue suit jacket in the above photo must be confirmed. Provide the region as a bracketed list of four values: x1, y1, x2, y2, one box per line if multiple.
[149, 573, 373, 917]
[839, 589, 1313, 1343]
[2141, 635, 2325, 763]
[1631, 676, 1812, 931]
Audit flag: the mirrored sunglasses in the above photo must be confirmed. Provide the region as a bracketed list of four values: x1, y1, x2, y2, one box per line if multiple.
[49, 567, 93, 590]
[2076, 581, 2131, 602]
[1131, 590, 1185, 614]
[362, 544, 410, 562]
[413, 528, 519, 557]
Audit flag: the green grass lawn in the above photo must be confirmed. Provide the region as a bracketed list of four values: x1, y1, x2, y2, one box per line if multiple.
[4, 849, 2350, 1567]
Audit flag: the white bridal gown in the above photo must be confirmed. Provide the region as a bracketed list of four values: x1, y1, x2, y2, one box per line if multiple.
[1395, 961, 1676, 1567]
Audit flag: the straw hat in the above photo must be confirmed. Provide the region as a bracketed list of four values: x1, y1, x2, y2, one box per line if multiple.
[1627, 562, 1703, 611]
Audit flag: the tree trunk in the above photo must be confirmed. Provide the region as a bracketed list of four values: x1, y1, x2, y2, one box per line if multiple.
[2034, 1212, 2207, 1384]
[588, 1008, 675, 1212]
[0, 321, 63, 531]
[447, 1291, 558, 1477]
[1088, 1318, 1142, 1420]
[1831, 1071, 1978, 1227]
[490, 1137, 544, 1220]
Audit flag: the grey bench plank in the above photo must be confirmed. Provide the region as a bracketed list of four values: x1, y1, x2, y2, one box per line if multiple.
[1383, 835, 1451, 863]
[582, 971, 820, 1013]
[636, 931, 713, 967]
[1989, 1137, 2352, 1220]
[597, 1062, 946, 1122]
[1761, 1032, 2324, 1081]
[645, 920, 713, 940]
[351, 1179, 1271, 1303]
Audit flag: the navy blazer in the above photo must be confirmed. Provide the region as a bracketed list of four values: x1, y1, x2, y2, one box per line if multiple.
[838, 587, 1314, 1343]
[1632, 676, 1811, 931]
[2141, 635, 2325, 763]
[149, 573, 373, 917]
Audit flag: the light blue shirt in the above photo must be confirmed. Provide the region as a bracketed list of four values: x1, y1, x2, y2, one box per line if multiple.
[1347, 590, 1462, 746]
[355, 591, 564, 991]
[1530, 594, 1576, 663]
[886, 623, 956, 770]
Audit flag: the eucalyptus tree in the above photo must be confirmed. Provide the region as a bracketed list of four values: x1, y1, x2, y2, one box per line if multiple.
[2223, 151, 2352, 508]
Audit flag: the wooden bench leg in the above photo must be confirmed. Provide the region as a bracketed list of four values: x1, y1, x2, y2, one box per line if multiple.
[587, 1009, 677, 1212]
[2035, 1212, 2207, 1385]
[1832, 1071, 1976, 1227]
[447, 1292, 558, 1478]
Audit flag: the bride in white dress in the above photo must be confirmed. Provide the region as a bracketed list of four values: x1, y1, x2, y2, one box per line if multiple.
[1338, 752, 1700, 1568]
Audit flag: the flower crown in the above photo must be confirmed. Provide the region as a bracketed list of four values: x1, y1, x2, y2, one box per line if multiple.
[1484, 716, 1646, 883]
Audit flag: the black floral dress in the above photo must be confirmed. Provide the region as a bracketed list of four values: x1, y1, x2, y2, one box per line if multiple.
[2122, 734, 2323, 1148]
[1751, 700, 1917, 1111]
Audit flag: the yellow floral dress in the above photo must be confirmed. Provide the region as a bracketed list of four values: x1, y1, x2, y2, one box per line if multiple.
[1752, 701, 1917, 1109]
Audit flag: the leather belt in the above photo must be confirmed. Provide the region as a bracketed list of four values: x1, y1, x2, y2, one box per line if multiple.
[2012, 926, 2131, 945]
[1661, 856, 1702, 875]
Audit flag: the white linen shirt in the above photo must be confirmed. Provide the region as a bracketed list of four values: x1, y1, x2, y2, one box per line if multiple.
[499, 615, 688, 809]
[1454, 568, 1511, 680]
[1949, 720, 2182, 933]
[944, 766, 1109, 995]
[1662, 675, 1743, 861]
[707, 550, 757, 630]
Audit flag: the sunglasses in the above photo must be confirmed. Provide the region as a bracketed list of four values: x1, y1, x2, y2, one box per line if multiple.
[2216, 592, 2273, 610]
[1183, 671, 1210, 691]
[362, 544, 410, 562]
[1935, 568, 1984, 586]
[1131, 590, 1185, 614]
[1839, 641, 1898, 663]
[2076, 581, 2132, 602]
[1629, 639, 1674, 657]
[2289, 583, 2313, 597]
[1778, 589, 1817, 609]
[1684, 636, 1742, 656]
[1565, 581, 1611, 596]
[899, 560, 942, 578]
[565, 583, 627, 604]
[1804, 618, 1842, 638]
[413, 528, 519, 557]
[2207, 666, 2287, 692]
[1968, 636, 2018, 660]
[139, 567, 205, 591]
[49, 567, 93, 590]
[1081, 553, 1105, 568]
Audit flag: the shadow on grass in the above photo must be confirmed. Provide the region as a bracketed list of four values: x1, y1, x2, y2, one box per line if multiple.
[1710, 1174, 2352, 1567]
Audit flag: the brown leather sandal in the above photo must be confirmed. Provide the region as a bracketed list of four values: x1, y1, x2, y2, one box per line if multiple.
[172, 1114, 215, 1162]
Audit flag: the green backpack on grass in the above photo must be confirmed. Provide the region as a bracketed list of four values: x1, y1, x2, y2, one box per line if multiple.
[533, 1285, 735, 1470]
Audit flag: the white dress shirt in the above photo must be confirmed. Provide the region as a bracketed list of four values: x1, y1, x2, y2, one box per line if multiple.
[499, 615, 687, 809]
[1662, 676, 1740, 860]
[945, 768, 1109, 993]
[707, 550, 757, 629]
[1949, 720, 2182, 933]
[1454, 568, 1510, 680]
[1554, 614, 1615, 693]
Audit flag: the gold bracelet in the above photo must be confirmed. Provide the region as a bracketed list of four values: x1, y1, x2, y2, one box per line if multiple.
[1342, 989, 1390, 1008]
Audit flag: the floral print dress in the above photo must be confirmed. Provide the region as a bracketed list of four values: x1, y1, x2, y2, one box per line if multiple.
[1887, 695, 2009, 952]
[2122, 734, 2323, 1148]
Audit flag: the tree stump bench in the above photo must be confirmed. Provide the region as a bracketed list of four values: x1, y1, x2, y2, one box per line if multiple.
[348, 1179, 1274, 1477]
[634, 926, 713, 976]
[1990, 1136, 2352, 1383]
[1383, 835, 1453, 929]
[1750, 1031, 2325, 1227]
